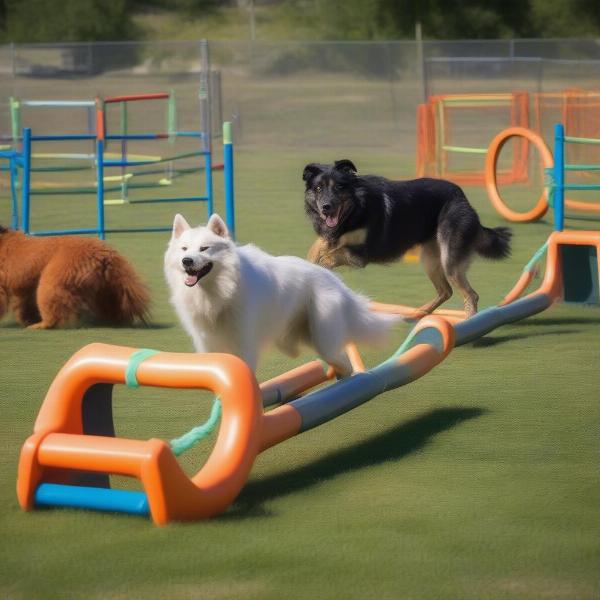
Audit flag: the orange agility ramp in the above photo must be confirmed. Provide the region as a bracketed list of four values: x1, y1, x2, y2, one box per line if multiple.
[17, 230, 600, 525]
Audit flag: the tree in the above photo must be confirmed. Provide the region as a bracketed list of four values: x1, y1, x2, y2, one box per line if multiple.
[3, 0, 136, 43]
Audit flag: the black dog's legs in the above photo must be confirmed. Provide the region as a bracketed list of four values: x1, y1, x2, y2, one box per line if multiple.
[317, 243, 368, 269]
[437, 237, 479, 318]
[415, 240, 453, 315]
[445, 269, 479, 317]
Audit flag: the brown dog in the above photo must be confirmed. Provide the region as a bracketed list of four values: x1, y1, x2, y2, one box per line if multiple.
[0, 226, 150, 329]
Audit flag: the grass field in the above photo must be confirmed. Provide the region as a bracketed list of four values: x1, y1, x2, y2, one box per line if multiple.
[1, 148, 599, 599]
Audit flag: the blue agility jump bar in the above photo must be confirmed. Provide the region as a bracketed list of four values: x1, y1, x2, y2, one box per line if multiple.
[31, 228, 103, 237]
[31, 134, 96, 141]
[35, 483, 150, 516]
[103, 159, 157, 167]
[103, 226, 174, 234]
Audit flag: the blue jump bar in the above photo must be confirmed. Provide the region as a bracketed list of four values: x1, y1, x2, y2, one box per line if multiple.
[103, 160, 154, 167]
[31, 228, 102, 237]
[103, 226, 174, 234]
[35, 483, 150, 516]
[31, 134, 96, 141]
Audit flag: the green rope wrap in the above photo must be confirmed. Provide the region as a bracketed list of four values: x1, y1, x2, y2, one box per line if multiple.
[170, 398, 222, 456]
[125, 349, 160, 388]
[387, 326, 419, 362]
[123, 348, 221, 456]
[523, 240, 549, 273]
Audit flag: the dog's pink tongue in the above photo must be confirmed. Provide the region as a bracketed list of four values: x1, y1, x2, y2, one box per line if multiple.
[184, 274, 199, 287]
[326, 215, 338, 227]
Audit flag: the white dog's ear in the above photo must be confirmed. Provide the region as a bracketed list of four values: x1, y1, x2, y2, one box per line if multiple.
[207, 214, 229, 238]
[172, 213, 191, 239]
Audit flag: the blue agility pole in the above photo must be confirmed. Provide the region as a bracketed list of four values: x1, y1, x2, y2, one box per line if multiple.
[223, 121, 235, 239]
[96, 138, 106, 240]
[0, 148, 21, 229]
[21, 128, 32, 234]
[553, 123, 565, 232]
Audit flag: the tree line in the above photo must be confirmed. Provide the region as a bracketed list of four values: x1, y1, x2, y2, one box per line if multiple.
[0, 0, 598, 43]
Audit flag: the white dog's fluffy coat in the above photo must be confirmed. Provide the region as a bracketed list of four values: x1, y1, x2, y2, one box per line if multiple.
[164, 213, 397, 375]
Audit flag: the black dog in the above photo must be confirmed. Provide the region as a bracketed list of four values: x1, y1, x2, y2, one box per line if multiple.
[303, 159, 512, 317]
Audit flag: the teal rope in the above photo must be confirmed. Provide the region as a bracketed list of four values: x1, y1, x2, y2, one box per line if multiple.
[123, 348, 221, 456]
[523, 240, 549, 273]
[170, 398, 222, 456]
[125, 349, 160, 388]
[382, 325, 419, 365]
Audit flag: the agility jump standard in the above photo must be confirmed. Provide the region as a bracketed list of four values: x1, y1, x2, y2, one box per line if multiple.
[17, 228, 600, 524]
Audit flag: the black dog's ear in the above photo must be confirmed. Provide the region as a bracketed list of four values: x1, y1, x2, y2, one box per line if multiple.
[334, 159, 357, 175]
[303, 163, 324, 183]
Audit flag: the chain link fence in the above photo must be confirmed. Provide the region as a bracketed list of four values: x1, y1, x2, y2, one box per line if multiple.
[0, 39, 598, 154]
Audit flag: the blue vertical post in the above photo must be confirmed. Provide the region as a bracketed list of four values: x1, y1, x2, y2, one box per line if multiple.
[554, 123, 565, 232]
[96, 138, 106, 240]
[223, 121, 236, 239]
[21, 128, 32, 234]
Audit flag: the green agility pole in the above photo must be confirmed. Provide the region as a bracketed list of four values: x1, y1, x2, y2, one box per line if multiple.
[10, 97, 20, 143]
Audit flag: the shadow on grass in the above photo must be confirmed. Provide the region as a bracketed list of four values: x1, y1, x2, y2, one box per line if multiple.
[224, 407, 485, 520]
[471, 328, 579, 348]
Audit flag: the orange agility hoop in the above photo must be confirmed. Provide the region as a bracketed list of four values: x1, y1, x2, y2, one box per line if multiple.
[485, 127, 553, 222]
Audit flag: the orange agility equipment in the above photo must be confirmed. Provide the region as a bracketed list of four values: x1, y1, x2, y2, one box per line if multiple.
[17, 347, 264, 524]
[416, 93, 530, 186]
[17, 230, 600, 525]
[485, 126, 554, 222]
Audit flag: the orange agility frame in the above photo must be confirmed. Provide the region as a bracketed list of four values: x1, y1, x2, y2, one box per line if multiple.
[17, 230, 600, 525]
[486, 126, 600, 222]
[485, 126, 554, 222]
[416, 92, 530, 186]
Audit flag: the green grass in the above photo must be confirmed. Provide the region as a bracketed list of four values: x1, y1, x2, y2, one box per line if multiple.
[1, 149, 600, 599]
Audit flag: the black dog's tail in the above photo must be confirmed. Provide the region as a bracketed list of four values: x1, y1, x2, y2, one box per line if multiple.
[476, 226, 512, 260]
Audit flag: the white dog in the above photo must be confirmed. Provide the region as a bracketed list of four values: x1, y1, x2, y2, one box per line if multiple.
[164, 213, 398, 376]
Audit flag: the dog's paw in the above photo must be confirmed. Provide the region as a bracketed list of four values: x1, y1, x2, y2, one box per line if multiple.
[26, 321, 50, 330]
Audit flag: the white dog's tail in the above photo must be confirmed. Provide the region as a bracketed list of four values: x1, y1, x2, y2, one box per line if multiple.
[347, 296, 402, 346]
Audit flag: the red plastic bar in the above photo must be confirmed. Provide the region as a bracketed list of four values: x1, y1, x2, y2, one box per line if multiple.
[104, 93, 170, 104]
